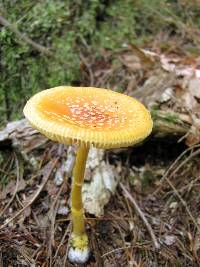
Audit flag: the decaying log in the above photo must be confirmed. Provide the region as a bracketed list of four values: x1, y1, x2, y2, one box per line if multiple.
[0, 109, 190, 152]
[0, 119, 48, 169]
[152, 110, 190, 137]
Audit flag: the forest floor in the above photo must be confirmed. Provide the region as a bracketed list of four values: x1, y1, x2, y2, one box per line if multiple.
[0, 34, 200, 267]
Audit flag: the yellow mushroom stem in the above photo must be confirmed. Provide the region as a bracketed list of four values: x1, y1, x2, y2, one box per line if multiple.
[70, 144, 89, 249]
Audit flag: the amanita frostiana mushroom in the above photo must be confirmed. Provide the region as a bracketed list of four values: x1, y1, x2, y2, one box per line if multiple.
[23, 86, 153, 263]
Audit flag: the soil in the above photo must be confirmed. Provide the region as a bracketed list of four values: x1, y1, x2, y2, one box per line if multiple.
[0, 133, 200, 266]
[1, 38, 200, 266]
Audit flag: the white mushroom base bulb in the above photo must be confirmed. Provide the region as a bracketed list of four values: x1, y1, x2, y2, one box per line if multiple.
[68, 246, 90, 264]
[68, 233, 90, 264]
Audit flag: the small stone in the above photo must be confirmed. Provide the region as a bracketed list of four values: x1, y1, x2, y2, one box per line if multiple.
[163, 235, 176, 246]
[57, 206, 69, 216]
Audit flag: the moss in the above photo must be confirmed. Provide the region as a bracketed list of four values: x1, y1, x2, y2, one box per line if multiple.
[151, 108, 181, 125]
[1, 0, 200, 125]
[161, 112, 180, 124]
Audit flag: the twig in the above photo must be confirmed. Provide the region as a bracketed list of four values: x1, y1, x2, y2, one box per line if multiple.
[48, 183, 65, 267]
[152, 144, 200, 195]
[80, 53, 94, 86]
[57, 216, 160, 223]
[101, 245, 132, 258]
[165, 177, 200, 234]
[0, 153, 21, 217]
[53, 222, 71, 263]
[0, 15, 53, 56]
[0, 158, 59, 230]
[101, 244, 151, 258]
[49, 183, 65, 245]
[0, 168, 10, 176]
[120, 183, 160, 250]
[63, 223, 72, 266]
[18, 246, 37, 266]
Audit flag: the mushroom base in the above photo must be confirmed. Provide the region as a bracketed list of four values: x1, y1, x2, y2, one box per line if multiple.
[68, 233, 90, 264]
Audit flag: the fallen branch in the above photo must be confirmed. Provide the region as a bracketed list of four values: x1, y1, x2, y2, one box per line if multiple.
[120, 183, 160, 250]
[152, 110, 190, 137]
[0, 15, 53, 56]
[0, 110, 190, 153]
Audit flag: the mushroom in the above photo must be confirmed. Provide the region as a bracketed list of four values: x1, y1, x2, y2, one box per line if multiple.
[23, 86, 153, 264]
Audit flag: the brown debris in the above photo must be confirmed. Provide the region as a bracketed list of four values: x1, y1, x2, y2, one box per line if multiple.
[0, 42, 200, 266]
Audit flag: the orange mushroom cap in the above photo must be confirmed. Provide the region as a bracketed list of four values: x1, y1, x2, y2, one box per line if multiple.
[23, 86, 153, 149]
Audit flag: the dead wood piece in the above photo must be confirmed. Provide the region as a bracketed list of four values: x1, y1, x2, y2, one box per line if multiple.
[0, 119, 40, 145]
[0, 109, 191, 164]
[0, 119, 48, 169]
[0, 15, 52, 56]
[152, 110, 190, 137]
[120, 183, 160, 250]
[130, 72, 176, 105]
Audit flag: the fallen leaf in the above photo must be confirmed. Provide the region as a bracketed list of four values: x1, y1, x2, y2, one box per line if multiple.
[120, 54, 142, 71]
